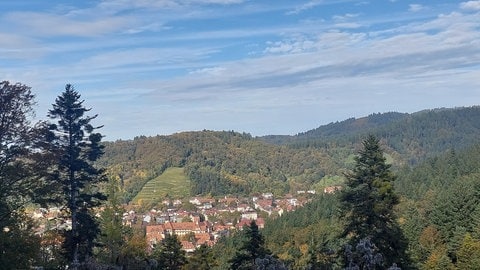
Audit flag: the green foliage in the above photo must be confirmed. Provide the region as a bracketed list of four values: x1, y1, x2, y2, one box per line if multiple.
[211, 232, 246, 269]
[99, 130, 338, 200]
[5, 83, 480, 270]
[426, 174, 480, 263]
[422, 244, 455, 270]
[456, 233, 480, 269]
[229, 220, 277, 270]
[396, 143, 480, 267]
[339, 135, 411, 269]
[95, 175, 129, 266]
[263, 107, 480, 165]
[0, 81, 52, 268]
[0, 81, 37, 213]
[395, 148, 476, 200]
[303, 238, 337, 270]
[117, 227, 149, 269]
[400, 201, 428, 264]
[262, 194, 341, 269]
[312, 175, 345, 192]
[99, 107, 480, 200]
[184, 244, 216, 270]
[151, 233, 186, 270]
[0, 212, 40, 269]
[47, 84, 106, 266]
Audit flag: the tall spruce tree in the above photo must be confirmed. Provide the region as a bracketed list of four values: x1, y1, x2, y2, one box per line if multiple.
[47, 84, 105, 268]
[339, 135, 411, 269]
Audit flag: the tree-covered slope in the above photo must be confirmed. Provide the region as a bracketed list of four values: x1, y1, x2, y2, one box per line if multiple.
[99, 106, 480, 202]
[261, 106, 480, 164]
[98, 131, 340, 202]
[261, 140, 480, 269]
[261, 111, 407, 145]
[394, 142, 480, 268]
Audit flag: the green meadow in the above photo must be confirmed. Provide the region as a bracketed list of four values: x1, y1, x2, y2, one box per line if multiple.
[133, 167, 190, 204]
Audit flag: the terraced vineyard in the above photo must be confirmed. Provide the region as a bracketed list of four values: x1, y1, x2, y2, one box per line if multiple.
[133, 167, 191, 204]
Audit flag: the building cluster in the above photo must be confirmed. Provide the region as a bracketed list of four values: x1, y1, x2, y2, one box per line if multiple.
[30, 188, 340, 254]
[134, 192, 317, 253]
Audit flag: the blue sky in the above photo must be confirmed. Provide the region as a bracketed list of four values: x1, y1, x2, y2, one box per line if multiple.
[1, 0, 480, 140]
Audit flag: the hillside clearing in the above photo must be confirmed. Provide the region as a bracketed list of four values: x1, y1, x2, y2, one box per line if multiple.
[133, 167, 190, 204]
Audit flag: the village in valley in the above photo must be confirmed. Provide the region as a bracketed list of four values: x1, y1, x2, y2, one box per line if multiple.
[30, 188, 340, 254]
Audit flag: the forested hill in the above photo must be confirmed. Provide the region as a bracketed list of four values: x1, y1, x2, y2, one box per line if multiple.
[260, 111, 407, 144]
[99, 106, 480, 202]
[260, 106, 480, 164]
[260, 142, 480, 269]
[98, 131, 339, 202]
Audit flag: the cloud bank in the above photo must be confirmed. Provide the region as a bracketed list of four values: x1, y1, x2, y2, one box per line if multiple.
[0, 1, 479, 139]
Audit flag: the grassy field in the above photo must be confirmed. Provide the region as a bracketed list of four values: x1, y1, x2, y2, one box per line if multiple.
[133, 167, 190, 204]
[313, 175, 345, 192]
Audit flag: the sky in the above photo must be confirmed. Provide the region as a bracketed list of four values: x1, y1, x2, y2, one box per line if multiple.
[1, 0, 480, 140]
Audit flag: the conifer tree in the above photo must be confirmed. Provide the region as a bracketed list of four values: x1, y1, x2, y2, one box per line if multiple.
[152, 233, 187, 270]
[229, 220, 287, 270]
[229, 220, 268, 269]
[306, 241, 321, 270]
[339, 135, 411, 269]
[184, 244, 216, 270]
[47, 84, 105, 268]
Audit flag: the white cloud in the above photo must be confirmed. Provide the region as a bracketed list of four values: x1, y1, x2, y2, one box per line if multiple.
[4, 12, 131, 37]
[409, 4, 424, 12]
[287, 0, 324, 15]
[189, 66, 226, 76]
[332, 13, 362, 29]
[188, 0, 245, 4]
[95, 0, 245, 15]
[208, 10, 480, 98]
[460, 1, 480, 10]
[0, 33, 44, 60]
[332, 13, 360, 21]
[123, 23, 171, 34]
[334, 22, 362, 29]
[2, 0, 480, 139]
[96, 0, 179, 12]
[264, 36, 319, 54]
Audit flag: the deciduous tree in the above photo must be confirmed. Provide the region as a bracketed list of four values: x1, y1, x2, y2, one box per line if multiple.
[0, 81, 50, 268]
[456, 233, 480, 269]
[96, 175, 127, 266]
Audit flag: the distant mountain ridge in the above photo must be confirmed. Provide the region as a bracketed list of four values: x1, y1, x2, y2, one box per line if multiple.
[259, 111, 408, 144]
[99, 106, 480, 201]
[260, 106, 480, 163]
